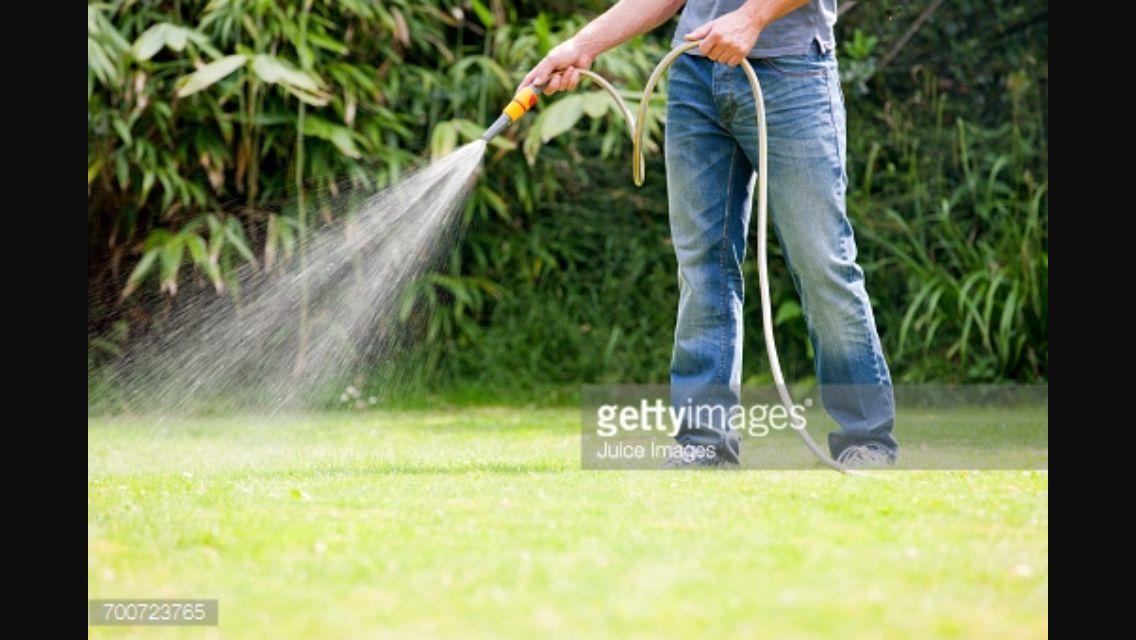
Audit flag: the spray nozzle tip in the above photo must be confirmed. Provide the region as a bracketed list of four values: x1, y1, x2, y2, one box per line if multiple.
[480, 114, 512, 142]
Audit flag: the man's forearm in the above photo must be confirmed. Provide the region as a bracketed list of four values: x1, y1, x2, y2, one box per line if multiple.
[738, 0, 808, 29]
[577, 0, 809, 61]
[573, 0, 687, 59]
[534, 0, 811, 90]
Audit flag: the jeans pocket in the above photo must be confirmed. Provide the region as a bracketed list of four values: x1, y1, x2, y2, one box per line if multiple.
[758, 55, 825, 78]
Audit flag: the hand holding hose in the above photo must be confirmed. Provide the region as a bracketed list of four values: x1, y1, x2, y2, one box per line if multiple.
[684, 6, 765, 67]
[520, 39, 594, 95]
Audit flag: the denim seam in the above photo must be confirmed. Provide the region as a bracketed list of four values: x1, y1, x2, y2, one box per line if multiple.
[820, 67, 844, 194]
[823, 66, 884, 386]
[718, 146, 738, 384]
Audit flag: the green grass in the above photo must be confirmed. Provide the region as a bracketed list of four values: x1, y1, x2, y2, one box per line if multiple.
[88, 409, 1048, 638]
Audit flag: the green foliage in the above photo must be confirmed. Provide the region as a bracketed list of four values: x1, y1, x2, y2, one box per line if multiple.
[839, 28, 878, 94]
[837, 0, 1048, 381]
[88, 1, 658, 301]
[853, 120, 1047, 381]
[88, 0, 1048, 387]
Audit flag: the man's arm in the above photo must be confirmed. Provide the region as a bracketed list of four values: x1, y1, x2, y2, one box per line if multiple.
[522, 0, 686, 95]
[524, 0, 811, 94]
[685, 0, 808, 67]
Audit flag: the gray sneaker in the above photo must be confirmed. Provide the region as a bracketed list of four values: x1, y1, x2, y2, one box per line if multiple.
[836, 444, 896, 468]
[660, 446, 737, 469]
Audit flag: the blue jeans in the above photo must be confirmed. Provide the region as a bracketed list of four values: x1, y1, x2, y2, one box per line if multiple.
[666, 44, 898, 461]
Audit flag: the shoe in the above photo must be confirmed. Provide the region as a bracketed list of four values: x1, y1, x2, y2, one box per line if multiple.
[660, 445, 737, 469]
[836, 444, 895, 468]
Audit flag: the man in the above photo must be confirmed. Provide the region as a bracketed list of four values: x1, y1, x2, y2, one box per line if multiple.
[524, 0, 898, 467]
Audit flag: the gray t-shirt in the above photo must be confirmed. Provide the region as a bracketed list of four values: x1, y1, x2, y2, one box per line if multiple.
[673, 0, 837, 58]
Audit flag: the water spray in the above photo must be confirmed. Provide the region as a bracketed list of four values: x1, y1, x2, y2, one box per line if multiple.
[482, 41, 851, 473]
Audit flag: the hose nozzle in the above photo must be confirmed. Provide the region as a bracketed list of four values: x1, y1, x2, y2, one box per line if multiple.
[481, 85, 541, 141]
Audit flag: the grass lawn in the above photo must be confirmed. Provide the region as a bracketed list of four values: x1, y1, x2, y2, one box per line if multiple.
[88, 408, 1048, 638]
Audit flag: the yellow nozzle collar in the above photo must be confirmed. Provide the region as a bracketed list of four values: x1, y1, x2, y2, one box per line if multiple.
[503, 87, 539, 122]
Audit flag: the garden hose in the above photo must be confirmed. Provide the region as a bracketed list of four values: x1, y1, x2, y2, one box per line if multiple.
[484, 41, 849, 473]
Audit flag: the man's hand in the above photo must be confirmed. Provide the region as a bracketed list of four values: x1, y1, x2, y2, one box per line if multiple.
[521, 39, 594, 96]
[685, 5, 765, 67]
[517, 0, 686, 95]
